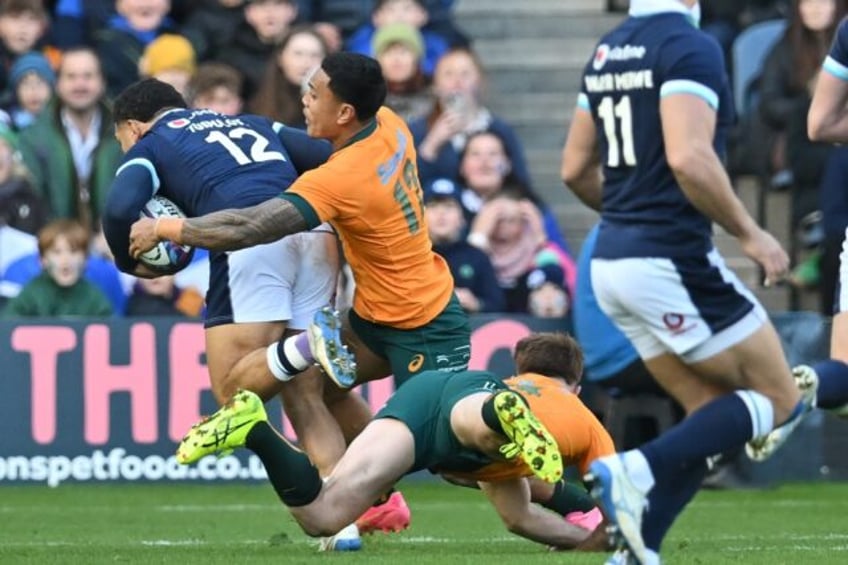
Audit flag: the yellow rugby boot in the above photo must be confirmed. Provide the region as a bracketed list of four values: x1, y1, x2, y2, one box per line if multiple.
[494, 390, 563, 483]
[176, 389, 267, 464]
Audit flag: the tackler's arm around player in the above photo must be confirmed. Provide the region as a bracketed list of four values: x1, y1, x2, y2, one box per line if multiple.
[129, 197, 309, 257]
[478, 478, 590, 549]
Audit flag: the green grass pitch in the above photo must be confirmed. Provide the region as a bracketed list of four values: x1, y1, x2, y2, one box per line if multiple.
[1, 480, 847, 564]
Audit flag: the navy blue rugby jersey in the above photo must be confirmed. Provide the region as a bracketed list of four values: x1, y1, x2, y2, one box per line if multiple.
[578, 10, 734, 259]
[824, 17, 848, 79]
[103, 108, 332, 272]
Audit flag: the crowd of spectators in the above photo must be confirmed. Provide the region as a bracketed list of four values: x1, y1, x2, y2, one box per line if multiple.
[0, 0, 844, 323]
[719, 0, 847, 314]
[0, 0, 577, 320]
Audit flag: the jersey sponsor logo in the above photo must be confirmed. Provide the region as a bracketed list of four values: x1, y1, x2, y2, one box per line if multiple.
[593, 43, 647, 71]
[662, 312, 696, 336]
[512, 379, 541, 397]
[593, 44, 610, 70]
[433, 346, 472, 372]
[662, 313, 685, 330]
[407, 354, 425, 373]
[167, 118, 190, 129]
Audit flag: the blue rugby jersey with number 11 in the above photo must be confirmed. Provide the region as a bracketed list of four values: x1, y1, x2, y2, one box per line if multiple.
[577, 10, 734, 259]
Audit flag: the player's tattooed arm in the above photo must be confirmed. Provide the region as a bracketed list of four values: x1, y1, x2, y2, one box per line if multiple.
[179, 198, 308, 251]
[129, 198, 308, 257]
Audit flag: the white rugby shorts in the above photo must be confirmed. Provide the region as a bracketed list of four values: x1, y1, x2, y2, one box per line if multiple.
[591, 248, 768, 362]
[205, 224, 338, 329]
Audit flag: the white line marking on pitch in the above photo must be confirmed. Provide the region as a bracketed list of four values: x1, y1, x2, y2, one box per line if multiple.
[141, 540, 205, 547]
[726, 545, 848, 552]
[707, 533, 848, 541]
[698, 499, 848, 508]
[396, 536, 516, 544]
[0, 540, 270, 548]
[2, 536, 524, 548]
[156, 504, 275, 512]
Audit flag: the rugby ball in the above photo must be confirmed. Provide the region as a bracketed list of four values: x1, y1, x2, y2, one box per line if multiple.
[138, 195, 195, 274]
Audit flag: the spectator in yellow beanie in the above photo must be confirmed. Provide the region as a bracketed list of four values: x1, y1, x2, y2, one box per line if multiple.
[139, 34, 197, 98]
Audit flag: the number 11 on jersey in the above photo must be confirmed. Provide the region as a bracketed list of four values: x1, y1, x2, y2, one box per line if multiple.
[598, 95, 637, 167]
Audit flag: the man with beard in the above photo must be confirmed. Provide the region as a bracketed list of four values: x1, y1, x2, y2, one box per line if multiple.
[18, 47, 122, 232]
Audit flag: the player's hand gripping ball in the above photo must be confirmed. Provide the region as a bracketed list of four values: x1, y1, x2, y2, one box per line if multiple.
[137, 196, 195, 274]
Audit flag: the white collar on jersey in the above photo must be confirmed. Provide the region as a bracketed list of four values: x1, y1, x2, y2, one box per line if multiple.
[629, 0, 700, 26]
[153, 108, 184, 123]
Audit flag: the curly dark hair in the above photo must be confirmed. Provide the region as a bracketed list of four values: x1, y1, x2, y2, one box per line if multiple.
[113, 78, 187, 123]
[321, 52, 386, 122]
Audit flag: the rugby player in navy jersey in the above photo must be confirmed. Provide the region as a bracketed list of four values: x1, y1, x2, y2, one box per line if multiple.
[102, 79, 363, 548]
[561, 1, 809, 563]
[749, 15, 848, 458]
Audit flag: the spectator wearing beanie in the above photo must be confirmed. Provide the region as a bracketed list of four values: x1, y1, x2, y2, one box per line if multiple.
[139, 34, 196, 98]
[6, 50, 54, 129]
[373, 22, 432, 122]
[424, 177, 505, 313]
[526, 260, 569, 318]
[346, 0, 448, 77]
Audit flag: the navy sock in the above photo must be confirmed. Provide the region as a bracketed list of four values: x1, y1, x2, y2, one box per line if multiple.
[245, 421, 323, 507]
[642, 460, 708, 551]
[813, 360, 848, 409]
[640, 393, 755, 486]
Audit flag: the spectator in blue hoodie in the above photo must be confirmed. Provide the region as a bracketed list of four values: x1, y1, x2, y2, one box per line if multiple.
[93, 0, 176, 97]
[346, 0, 447, 77]
[295, 0, 468, 47]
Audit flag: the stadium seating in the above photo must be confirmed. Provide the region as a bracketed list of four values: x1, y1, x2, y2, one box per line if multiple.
[603, 393, 677, 451]
[732, 18, 788, 118]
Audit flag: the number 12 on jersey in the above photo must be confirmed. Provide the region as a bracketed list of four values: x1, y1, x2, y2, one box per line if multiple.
[205, 128, 286, 165]
[598, 95, 636, 167]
